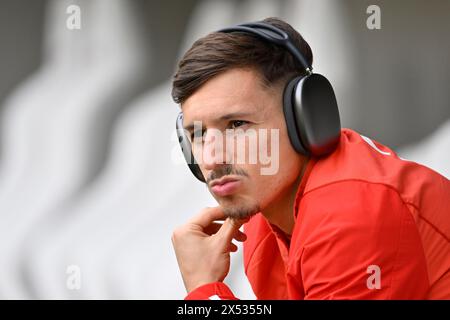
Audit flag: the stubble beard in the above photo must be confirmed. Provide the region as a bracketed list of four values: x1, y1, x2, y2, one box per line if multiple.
[219, 196, 261, 220]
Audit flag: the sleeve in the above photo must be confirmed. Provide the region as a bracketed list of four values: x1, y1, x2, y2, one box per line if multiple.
[185, 282, 239, 300]
[293, 180, 430, 299]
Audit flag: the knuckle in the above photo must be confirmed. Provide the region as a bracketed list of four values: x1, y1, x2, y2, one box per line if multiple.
[171, 226, 185, 241]
[200, 207, 213, 215]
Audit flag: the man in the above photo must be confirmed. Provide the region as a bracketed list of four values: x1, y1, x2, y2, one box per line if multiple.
[171, 17, 450, 299]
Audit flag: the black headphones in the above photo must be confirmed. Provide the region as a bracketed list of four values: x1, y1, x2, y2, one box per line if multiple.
[176, 22, 341, 183]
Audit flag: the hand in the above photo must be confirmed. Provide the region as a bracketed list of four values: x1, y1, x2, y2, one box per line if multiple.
[171, 207, 248, 293]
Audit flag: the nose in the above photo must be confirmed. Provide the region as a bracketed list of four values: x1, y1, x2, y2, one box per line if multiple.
[200, 129, 230, 171]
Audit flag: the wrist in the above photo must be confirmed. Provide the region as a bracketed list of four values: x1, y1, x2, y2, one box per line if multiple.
[185, 277, 221, 293]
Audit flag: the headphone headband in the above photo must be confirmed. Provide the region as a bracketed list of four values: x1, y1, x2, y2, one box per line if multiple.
[218, 22, 312, 75]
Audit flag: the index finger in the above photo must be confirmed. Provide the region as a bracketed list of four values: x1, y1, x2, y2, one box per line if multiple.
[188, 207, 226, 229]
[216, 217, 247, 244]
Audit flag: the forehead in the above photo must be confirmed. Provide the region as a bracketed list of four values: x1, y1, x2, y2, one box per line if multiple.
[181, 68, 273, 125]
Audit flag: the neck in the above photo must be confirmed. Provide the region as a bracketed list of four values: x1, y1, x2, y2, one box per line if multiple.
[261, 158, 309, 236]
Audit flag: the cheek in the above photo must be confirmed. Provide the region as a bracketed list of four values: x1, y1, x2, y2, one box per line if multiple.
[236, 163, 266, 195]
[278, 141, 303, 181]
[243, 172, 285, 209]
[256, 135, 303, 195]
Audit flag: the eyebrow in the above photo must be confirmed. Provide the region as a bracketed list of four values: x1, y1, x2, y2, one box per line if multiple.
[183, 111, 254, 132]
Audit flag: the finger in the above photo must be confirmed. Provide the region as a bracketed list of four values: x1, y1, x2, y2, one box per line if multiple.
[229, 242, 238, 252]
[234, 230, 247, 242]
[203, 222, 222, 235]
[205, 222, 247, 241]
[216, 217, 246, 244]
[189, 207, 226, 229]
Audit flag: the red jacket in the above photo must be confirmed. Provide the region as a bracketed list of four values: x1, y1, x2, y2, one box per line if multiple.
[186, 129, 450, 300]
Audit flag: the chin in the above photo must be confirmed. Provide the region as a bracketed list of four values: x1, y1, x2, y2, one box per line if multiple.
[221, 201, 261, 220]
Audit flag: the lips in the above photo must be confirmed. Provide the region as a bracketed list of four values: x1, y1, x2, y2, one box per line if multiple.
[210, 177, 241, 197]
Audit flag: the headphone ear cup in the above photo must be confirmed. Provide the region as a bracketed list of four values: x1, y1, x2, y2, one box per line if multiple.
[283, 76, 310, 155]
[293, 74, 341, 156]
[176, 113, 206, 182]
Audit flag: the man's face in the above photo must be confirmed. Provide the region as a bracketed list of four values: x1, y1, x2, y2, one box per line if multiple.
[181, 68, 305, 219]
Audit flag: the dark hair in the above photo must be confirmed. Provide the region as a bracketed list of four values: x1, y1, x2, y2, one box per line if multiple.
[171, 17, 313, 104]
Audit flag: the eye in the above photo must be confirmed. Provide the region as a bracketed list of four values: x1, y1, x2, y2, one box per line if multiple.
[230, 120, 248, 129]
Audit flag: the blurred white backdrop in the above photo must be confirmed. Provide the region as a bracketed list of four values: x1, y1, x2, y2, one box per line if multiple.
[0, 0, 448, 299]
